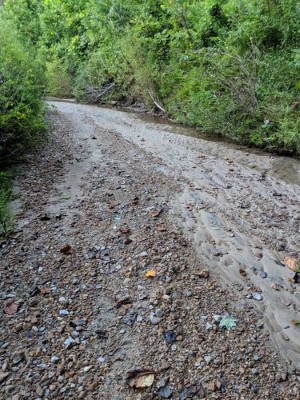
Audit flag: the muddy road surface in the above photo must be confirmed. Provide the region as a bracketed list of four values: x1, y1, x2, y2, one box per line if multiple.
[1, 101, 299, 399]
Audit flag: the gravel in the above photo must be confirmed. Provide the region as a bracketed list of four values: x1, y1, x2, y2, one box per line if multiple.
[0, 105, 299, 399]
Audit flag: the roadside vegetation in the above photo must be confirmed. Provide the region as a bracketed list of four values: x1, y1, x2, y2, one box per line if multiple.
[1, 0, 300, 167]
[0, 12, 46, 236]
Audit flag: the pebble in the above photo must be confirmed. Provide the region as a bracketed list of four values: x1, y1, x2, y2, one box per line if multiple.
[213, 315, 222, 323]
[0, 372, 9, 383]
[206, 322, 213, 330]
[155, 309, 164, 318]
[51, 356, 60, 364]
[252, 293, 263, 301]
[136, 315, 143, 322]
[36, 386, 44, 397]
[58, 297, 68, 304]
[64, 337, 75, 348]
[158, 384, 173, 398]
[149, 312, 162, 325]
[83, 365, 93, 373]
[260, 271, 267, 278]
[251, 385, 258, 393]
[59, 309, 70, 316]
[204, 356, 212, 363]
[163, 330, 176, 344]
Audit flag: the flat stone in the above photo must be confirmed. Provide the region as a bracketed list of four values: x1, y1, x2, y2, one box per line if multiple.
[64, 337, 75, 348]
[252, 293, 263, 301]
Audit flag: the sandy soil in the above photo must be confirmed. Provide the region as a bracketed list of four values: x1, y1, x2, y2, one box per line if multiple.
[0, 101, 299, 399]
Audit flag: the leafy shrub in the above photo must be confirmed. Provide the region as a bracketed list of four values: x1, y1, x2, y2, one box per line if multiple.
[0, 16, 46, 160]
[46, 58, 73, 98]
[0, 171, 14, 237]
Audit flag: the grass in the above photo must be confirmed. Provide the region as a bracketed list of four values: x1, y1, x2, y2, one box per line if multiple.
[0, 171, 14, 238]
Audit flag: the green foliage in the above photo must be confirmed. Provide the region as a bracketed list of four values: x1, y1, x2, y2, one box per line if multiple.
[2, 0, 300, 154]
[46, 58, 73, 98]
[0, 15, 46, 160]
[0, 171, 14, 237]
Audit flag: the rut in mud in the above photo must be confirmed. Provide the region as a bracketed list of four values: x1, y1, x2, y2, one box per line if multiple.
[0, 101, 299, 399]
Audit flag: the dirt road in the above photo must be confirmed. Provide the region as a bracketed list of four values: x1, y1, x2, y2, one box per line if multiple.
[1, 101, 299, 399]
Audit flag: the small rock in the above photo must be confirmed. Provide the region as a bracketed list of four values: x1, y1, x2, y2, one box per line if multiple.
[0, 372, 9, 383]
[251, 385, 258, 393]
[271, 283, 280, 291]
[64, 337, 75, 348]
[155, 309, 164, 318]
[206, 322, 213, 331]
[136, 315, 143, 323]
[252, 293, 263, 301]
[2, 361, 8, 372]
[59, 309, 69, 316]
[149, 312, 162, 325]
[185, 289, 193, 297]
[260, 271, 267, 279]
[198, 270, 209, 278]
[163, 330, 176, 344]
[51, 356, 60, 364]
[213, 315, 222, 323]
[158, 384, 173, 398]
[36, 385, 44, 397]
[59, 297, 68, 304]
[204, 356, 212, 363]
[83, 366, 93, 373]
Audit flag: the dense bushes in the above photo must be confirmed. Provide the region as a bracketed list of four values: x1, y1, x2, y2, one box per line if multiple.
[2, 0, 300, 154]
[0, 16, 46, 160]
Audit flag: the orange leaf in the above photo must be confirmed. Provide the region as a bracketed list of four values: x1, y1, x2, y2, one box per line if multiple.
[283, 257, 298, 272]
[145, 270, 157, 278]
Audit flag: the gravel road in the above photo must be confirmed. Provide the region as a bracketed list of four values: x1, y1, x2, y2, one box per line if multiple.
[0, 101, 299, 399]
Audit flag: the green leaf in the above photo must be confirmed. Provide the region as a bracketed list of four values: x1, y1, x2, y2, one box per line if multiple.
[219, 316, 238, 331]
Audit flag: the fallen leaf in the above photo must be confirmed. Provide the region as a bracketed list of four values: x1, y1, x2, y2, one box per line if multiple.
[283, 257, 298, 272]
[198, 270, 209, 278]
[114, 296, 131, 309]
[60, 245, 73, 254]
[149, 209, 162, 218]
[291, 320, 300, 326]
[40, 288, 51, 295]
[127, 370, 155, 389]
[119, 226, 131, 234]
[271, 283, 280, 291]
[145, 270, 157, 278]
[219, 316, 238, 331]
[4, 301, 18, 315]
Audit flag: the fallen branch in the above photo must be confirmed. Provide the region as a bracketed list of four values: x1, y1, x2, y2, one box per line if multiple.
[85, 83, 116, 103]
[147, 89, 167, 114]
